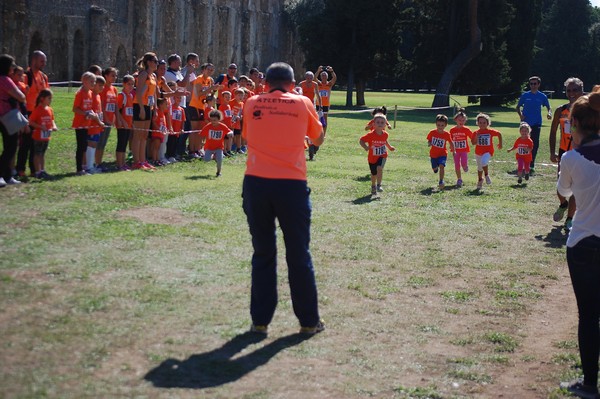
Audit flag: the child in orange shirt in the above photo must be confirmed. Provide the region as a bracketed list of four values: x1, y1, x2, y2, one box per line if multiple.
[150, 98, 169, 165]
[28, 89, 57, 179]
[200, 94, 217, 152]
[218, 90, 233, 156]
[230, 88, 245, 153]
[365, 106, 392, 131]
[507, 122, 534, 184]
[359, 113, 396, 195]
[97, 67, 119, 168]
[449, 108, 473, 187]
[167, 91, 186, 162]
[472, 113, 503, 189]
[85, 76, 106, 173]
[115, 74, 135, 171]
[72, 72, 103, 175]
[200, 110, 233, 176]
[427, 114, 455, 190]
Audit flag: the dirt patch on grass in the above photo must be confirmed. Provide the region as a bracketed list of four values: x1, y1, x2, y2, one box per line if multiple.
[117, 207, 190, 226]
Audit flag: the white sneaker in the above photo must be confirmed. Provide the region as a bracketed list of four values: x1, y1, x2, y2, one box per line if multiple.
[7, 177, 21, 184]
[167, 157, 177, 163]
[160, 158, 170, 165]
[87, 167, 103, 174]
[0, 177, 6, 187]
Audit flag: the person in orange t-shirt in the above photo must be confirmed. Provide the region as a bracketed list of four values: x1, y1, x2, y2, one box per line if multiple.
[242, 62, 325, 335]
[218, 91, 233, 156]
[427, 114, 455, 190]
[84, 76, 106, 173]
[150, 98, 169, 165]
[449, 108, 473, 188]
[72, 72, 103, 175]
[472, 113, 503, 189]
[507, 122, 534, 184]
[200, 109, 232, 176]
[229, 88, 245, 153]
[167, 92, 186, 162]
[28, 89, 57, 179]
[132, 52, 159, 170]
[315, 65, 337, 134]
[359, 113, 396, 195]
[97, 67, 119, 167]
[115, 75, 135, 171]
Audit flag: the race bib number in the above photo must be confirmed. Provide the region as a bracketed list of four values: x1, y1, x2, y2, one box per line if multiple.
[517, 147, 529, 155]
[563, 119, 571, 134]
[477, 134, 491, 146]
[172, 110, 182, 121]
[105, 103, 116, 113]
[372, 145, 386, 156]
[225, 109, 232, 117]
[209, 129, 222, 140]
[40, 130, 51, 139]
[454, 140, 467, 150]
[160, 124, 167, 133]
[148, 95, 155, 107]
[319, 90, 329, 98]
[125, 107, 133, 116]
[431, 137, 445, 148]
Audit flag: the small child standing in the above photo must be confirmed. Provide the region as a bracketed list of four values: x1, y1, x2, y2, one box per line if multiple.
[449, 108, 473, 187]
[167, 92, 186, 162]
[472, 113, 503, 189]
[200, 110, 233, 176]
[359, 113, 396, 195]
[427, 114, 455, 190]
[230, 88, 245, 153]
[85, 76, 106, 174]
[72, 72, 103, 175]
[150, 98, 169, 165]
[115, 74, 135, 171]
[507, 122, 534, 184]
[28, 89, 57, 179]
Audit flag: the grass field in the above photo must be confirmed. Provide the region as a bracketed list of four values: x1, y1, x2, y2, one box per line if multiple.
[0, 88, 582, 398]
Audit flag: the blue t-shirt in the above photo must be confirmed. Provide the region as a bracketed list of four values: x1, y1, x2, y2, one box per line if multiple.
[517, 91, 550, 127]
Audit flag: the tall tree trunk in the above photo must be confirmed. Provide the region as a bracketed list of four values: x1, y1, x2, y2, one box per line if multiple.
[356, 79, 366, 106]
[346, 65, 354, 107]
[432, 0, 481, 107]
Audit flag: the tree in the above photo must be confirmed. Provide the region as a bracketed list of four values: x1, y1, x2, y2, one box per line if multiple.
[286, 0, 402, 106]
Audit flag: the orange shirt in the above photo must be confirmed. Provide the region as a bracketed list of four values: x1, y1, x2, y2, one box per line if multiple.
[300, 81, 317, 104]
[203, 104, 215, 124]
[133, 72, 157, 107]
[200, 122, 232, 150]
[25, 69, 49, 112]
[151, 108, 168, 141]
[218, 103, 232, 128]
[189, 75, 214, 109]
[100, 85, 119, 125]
[474, 128, 501, 156]
[229, 99, 244, 130]
[511, 137, 534, 162]
[318, 82, 332, 107]
[449, 125, 473, 153]
[170, 104, 186, 135]
[557, 104, 573, 152]
[29, 105, 54, 141]
[243, 90, 323, 180]
[88, 93, 104, 135]
[360, 130, 390, 164]
[427, 129, 453, 158]
[71, 88, 94, 128]
[118, 91, 134, 128]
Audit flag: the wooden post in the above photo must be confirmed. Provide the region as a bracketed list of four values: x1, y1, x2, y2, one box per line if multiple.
[394, 105, 398, 129]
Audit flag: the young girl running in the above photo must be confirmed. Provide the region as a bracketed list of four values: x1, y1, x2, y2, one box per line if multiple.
[359, 113, 396, 195]
[427, 114, 455, 190]
[28, 89, 57, 179]
[449, 108, 473, 187]
[472, 113, 503, 189]
[365, 106, 392, 131]
[507, 122, 534, 184]
[200, 110, 233, 176]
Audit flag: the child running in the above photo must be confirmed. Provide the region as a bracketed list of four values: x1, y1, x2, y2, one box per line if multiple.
[507, 122, 534, 184]
[472, 113, 503, 189]
[365, 106, 392, 131]
[199, 110, 233, 176]
[427, 114, 455, 190]
[359, 113, 396, 195]
[28, 89, 57, 179]
[449, 108, 473, 187]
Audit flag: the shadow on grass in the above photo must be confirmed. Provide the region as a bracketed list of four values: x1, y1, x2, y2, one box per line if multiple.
[185, 175, 214, 181]
[352, 194, 379, 204]
[354, 175, 372, 182]
[510, 183, 528, 189]
[535, 225, 568, 249]
[144, 332, 311, 389]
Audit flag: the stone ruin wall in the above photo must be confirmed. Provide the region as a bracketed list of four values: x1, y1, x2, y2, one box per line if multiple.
[0, 0, 304, 81]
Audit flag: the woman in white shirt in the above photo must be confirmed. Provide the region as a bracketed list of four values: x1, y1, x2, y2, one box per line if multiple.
[557, 91, 600, 399]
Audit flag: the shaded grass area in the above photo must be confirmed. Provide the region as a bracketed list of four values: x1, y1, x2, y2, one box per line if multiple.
[0, 90, 579, 398]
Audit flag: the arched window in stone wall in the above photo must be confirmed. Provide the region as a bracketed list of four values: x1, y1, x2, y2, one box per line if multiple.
[28, 32, 44, 65]
[49, 22, 69, 81]
[115, 45, 129, 77]
[72, 30, 85, 81]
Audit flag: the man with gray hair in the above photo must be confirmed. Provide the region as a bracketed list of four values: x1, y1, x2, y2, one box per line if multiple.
[242, 62, 325, 336]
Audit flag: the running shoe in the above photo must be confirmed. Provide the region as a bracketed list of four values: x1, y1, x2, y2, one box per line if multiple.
[250, 324, 268, 334]
[565, 218, 573, 231]
[485, 175, 492, 185]
[456, 178, 463, 188]
[76, 170, 89, 176]
[477, 179, 483, 190]
[518, 177, 523, 184]
[561, 379, 599, 399]
[377, 184, 384, 192]
[0, 177, 6, 187]
[299, 319, 325, 335]
[525, 173, 530, 181]
[438, 180, 445, 190]
[553, 204, 568, 222]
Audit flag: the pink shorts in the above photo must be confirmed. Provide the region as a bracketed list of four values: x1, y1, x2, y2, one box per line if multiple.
[453, 152, 468, 171]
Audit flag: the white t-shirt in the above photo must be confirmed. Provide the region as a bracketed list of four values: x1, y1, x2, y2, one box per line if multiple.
[557, 141, 600, 247]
